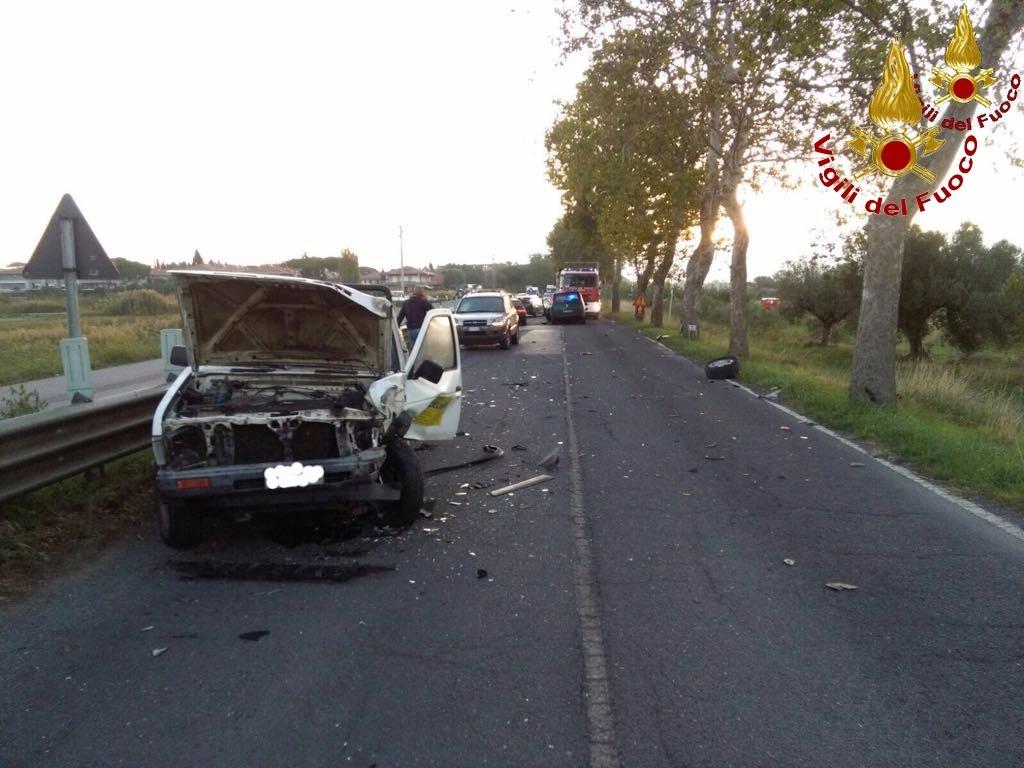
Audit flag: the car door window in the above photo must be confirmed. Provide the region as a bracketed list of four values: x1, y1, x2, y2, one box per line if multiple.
[413, 315, 457, 371]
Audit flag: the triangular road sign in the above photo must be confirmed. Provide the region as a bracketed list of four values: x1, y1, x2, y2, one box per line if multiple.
[23, 194, 120, 280]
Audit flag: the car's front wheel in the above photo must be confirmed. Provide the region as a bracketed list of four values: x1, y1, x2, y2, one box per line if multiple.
[379, 439, 425, 527]
[156, 494, 203, 549]
[499, 329, 511, 349]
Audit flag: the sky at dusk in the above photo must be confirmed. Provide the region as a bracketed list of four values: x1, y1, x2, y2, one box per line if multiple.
[1, 0, 1019, 284]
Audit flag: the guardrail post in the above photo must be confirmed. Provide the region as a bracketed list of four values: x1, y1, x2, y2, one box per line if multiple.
[161, 328, 184, 382]
[60, 336, 94, 403]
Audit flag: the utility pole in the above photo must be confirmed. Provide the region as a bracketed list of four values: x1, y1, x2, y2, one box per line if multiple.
[399, 225, 405, 294]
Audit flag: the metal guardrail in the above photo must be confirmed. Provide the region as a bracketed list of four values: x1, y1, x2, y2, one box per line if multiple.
[0, 386, 167, 505]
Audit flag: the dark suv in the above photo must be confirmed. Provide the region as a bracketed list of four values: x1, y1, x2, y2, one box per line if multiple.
[453, 292, 520, 349]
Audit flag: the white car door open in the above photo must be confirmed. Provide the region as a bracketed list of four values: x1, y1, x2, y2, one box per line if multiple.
[402, 310, 463, 441]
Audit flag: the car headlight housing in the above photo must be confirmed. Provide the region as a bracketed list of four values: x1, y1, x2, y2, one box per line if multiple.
[489, 316, 504, 327]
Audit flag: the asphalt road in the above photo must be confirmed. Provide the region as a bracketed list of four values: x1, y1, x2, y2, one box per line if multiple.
[3, 317, 1024, 767]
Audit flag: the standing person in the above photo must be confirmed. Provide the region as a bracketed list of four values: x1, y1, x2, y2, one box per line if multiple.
[633, 291, 647, 320]
[397, 284, 433, 345]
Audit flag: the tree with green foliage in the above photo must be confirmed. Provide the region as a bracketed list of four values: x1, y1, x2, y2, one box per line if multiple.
[940, 225, 1020, 356]
[547, 27, 703, 325]
[111, 258, 151, 281]
[775, 253, 863, 346]
[192, 249, 204, 266]
[847, 2, 1024, 404]
[898, 226, 954, 360]
[338, 249, 360, 283]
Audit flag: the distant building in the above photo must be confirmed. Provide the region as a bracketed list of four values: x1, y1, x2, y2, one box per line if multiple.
[383, 266, 444, 290]
[0, 267, 105, 293]
[358, 266, 385, 284]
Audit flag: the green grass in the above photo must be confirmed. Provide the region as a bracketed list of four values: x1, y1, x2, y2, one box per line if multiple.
[0, 312, 180, 385]
[0, 452, 153, 598]
[614, 311, 1024, 511]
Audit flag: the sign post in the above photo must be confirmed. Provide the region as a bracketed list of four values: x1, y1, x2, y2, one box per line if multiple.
[24, 195, 119, 404]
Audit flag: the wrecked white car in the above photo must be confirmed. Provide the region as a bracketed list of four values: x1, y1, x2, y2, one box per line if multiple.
[151, 271, 462, 547]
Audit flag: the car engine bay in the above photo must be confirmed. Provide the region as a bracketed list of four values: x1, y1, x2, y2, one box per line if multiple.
[161, 373, 386, 471]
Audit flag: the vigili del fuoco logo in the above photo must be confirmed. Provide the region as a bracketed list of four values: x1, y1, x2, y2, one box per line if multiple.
[812, 4, 1019, 217]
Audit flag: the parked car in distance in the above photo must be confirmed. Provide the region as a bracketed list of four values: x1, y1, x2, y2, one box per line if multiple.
[453, 291, 520, 349]
[151, 271, 463, 548]
[545, 290, 586, 324]
[517, 293, 543, 316]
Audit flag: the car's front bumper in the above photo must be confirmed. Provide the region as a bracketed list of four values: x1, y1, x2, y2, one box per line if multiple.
[457, 326, 506, 344]
[154, 447, 398, 509]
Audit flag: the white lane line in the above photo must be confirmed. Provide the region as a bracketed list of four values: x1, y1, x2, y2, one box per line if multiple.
[875, 458, 1024, 545]
[561, 334, 621, 768]
[639, 328, 1024, 546]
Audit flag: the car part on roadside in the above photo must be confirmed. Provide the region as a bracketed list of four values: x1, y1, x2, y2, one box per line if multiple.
[423, 444, 505, 476]
[488, 474, 553, 496]
[705, 355, 740, 380]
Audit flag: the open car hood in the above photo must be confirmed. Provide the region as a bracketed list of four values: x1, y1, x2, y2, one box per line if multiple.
[170, 271, 390, 372]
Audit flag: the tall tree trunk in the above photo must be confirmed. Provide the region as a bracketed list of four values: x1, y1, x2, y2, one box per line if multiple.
[680, 43, 723, 337]
[724, 189, 749, 357]
[850, 2, 1024, 405]
[634, 240, 659, 321]
[650, 232, 679, 327]
[611, 256, 622, 313]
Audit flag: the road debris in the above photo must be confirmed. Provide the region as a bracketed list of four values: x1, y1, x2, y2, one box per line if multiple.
[419, 509, 433, 519]
[489, 475, 554, 496]
[424, 445, 505, 476]
[783, 558, 796, 566]
[538, 448, 560, 469]
[850, 462, 866, 467]
[759, 388, 782, 400]
[477, 568, 489, 579]
[238, 630, 270, 642]
[779, 426, 791, 432]
[655, 334, 669, 341]
[511, 444, 527, 451]
[141, 625, 155, 632]
[448, 501, 463, 507]
[152, 648, 168, 657]
[825, 582, 858, 591]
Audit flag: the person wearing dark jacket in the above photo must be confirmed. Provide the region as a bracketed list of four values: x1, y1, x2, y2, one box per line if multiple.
[397, 284, 433, 344]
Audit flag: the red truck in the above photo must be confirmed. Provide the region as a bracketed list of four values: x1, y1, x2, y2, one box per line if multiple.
[555, 262, 602, 318]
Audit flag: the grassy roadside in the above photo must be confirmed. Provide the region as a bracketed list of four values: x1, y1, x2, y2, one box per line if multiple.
[612, 312, 1024, 511]
[0, 452, 153, 601]
[0, 313, 179, 386]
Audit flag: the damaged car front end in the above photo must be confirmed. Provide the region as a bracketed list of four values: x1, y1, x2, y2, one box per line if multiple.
[152, 271, 462, 547]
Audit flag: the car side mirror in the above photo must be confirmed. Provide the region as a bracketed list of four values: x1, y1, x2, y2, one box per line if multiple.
[412, 359, 444, 384]
[169, 345, 189, 367]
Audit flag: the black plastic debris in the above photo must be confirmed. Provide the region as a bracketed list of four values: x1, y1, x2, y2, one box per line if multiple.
[424, 445, 505, 476]
[239, 630, 270, 642]
[476, 568, 489, 579]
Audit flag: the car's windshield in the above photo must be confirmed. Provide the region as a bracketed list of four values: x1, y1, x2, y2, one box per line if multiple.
[457, 297, 504, 313]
